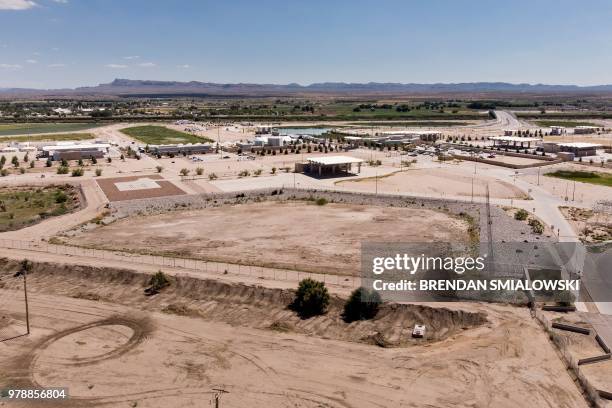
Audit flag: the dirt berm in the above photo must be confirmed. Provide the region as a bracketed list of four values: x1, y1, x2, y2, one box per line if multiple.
[0, 258, 486, 347]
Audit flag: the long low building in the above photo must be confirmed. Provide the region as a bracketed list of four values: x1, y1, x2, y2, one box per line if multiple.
[301, 155, 364, 176]
[149, 143, 212, 155]
[557, 142, 601, 157]
[574, 126, 598, 135]
[41, 142, 111, 160]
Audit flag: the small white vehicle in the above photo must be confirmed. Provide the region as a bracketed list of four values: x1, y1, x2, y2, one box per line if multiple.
[412, 324, 426, 338]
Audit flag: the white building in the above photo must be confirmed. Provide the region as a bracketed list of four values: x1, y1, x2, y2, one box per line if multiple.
[550, 126, 566, 135]
[574, 126, 598, 134]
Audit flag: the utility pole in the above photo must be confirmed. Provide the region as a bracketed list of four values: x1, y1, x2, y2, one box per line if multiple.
[212, 388, 228, 408]
[24, 268, 30, 335]
[471, 177, 474, 203]
[21, 259, 31, 335]
[537, 167, 540, 186]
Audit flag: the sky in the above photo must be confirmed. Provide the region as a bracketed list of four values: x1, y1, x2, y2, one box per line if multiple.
[1, 0, 612, 88]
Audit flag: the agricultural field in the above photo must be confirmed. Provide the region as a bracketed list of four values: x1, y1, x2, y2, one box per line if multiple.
[0, 123, 103, 136]
[545, 170, 612, 187]
[120, 125, 213, 144]
[0, 184, 80, 232]
[346, 121, 471, 127]
[534, 120, 603, 128]
[0, 132, 94, 143]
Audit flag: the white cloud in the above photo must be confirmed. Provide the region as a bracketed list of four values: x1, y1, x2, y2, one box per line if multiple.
[47, 63, 65, 67]
[0, 63, 22, 69]
[123, 55, 140, 60]
[138, 62, 156, 67]
[26, 59, 37, 64]
[52, 0, 68, 3]
[0, 0, 37, 10]
[105, 64, 128, 69]
[177, 64, 191, 69]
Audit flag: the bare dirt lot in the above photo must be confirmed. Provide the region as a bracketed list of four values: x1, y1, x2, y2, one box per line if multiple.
[336, 168, 528, 199]
[63, 201, 469, 275]
[0, 260, 589, 408]
[96, 175, 186, 202]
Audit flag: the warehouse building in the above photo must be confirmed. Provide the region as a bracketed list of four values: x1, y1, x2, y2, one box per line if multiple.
[574, 126, 598, 134]
[149, 143, 212, 156]
[557, 142, 601, 157]
[41, 142, 111, 160]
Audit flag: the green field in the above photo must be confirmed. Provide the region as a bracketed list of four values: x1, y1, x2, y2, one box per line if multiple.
[534, 120, 602, 128]
[545, 170, 612, 187]
[0, 185, 80, 232]
[346, 121, 470, 127]
[0, 123, 104, 136]
[120, 125, 213, 144]
[0, 132, 94, 143]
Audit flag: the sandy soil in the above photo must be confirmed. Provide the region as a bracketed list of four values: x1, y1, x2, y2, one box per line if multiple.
[559, 206, 612, 242]
[336, 168, 527, 199]
[63, 201, 469, 275]
[0, 260, 589, 408]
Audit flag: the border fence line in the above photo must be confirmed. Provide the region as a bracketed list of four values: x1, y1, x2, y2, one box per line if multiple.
[0, 238, 357, 288]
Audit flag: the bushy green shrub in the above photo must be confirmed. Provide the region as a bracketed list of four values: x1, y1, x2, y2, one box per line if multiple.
[291, 278, 330, 318]
[528, 218, 544, 234]
[145, 270, 171, 295]
[71, 168, 84, 177]
[514, 209, 528, 221]
[342, 287, 381, 323]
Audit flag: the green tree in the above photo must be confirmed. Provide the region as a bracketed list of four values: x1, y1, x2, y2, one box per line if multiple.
[291, 278, 330, 318]
[342, 287, 381, 323]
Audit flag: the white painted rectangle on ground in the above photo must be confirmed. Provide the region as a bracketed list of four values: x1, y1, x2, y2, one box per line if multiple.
[115, 178, 162, 191]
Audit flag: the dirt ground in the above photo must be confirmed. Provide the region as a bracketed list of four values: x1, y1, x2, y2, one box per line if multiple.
[62, 201, 469, 275]
[0, 260, 590, 408]
[336, 168, 528, 199]
[559, 206, 612, 242]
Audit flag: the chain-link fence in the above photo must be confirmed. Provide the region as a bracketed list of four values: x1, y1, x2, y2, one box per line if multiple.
[0, 239, 358, 289]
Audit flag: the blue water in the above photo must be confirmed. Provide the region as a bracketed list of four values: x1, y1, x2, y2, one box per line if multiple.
[276, 127, 330, 136]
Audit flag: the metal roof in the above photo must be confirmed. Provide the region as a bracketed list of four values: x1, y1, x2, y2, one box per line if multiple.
[558, 142, 601, 148]
[307, 155, 364, 166]
[490, 136, 540, 143]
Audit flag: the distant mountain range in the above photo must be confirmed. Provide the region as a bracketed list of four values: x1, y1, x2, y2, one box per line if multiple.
[3, 79, 612, 97]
